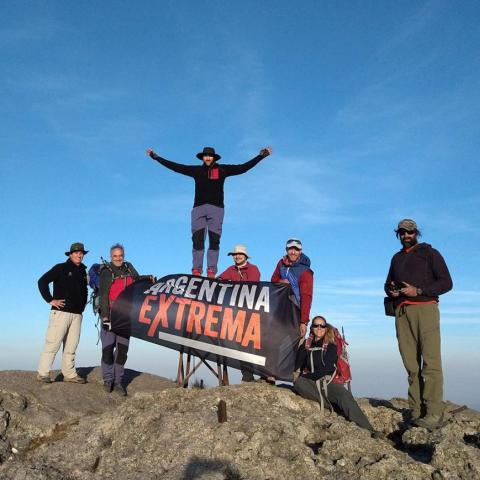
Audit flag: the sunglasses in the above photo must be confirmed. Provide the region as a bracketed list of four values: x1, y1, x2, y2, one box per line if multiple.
[398, 229, 416, 235]
[312, 324, 327, 329]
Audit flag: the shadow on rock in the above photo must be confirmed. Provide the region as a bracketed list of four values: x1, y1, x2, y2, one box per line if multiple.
[181, 456, 241, 480]
[366, 398, 402, 413]
[121, 369, 143, 386]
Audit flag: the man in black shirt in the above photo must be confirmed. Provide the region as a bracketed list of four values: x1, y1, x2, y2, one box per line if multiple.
[37, 243, 89, 384]
[146, 146, 272, 277]
[385, 219, 452, 429]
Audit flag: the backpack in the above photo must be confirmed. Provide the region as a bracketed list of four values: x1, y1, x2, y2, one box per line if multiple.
[331, 327, 352, 386]
[87, 258, 112, 315]
[88, 259, 136, 315]
[304, 326, 352, 387]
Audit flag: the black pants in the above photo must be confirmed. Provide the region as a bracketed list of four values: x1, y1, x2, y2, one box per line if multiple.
[294, 376, 373, 431]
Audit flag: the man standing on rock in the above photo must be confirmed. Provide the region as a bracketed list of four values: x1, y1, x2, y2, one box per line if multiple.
[271, 238, 313, 338]
[385, 219, 452, 429]
[146, 145, 272, 278]
[37, 243, 89, 384]
[99, 243, 142, 396]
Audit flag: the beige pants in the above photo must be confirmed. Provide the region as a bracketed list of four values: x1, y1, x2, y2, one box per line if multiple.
[37, 310, 82, 379]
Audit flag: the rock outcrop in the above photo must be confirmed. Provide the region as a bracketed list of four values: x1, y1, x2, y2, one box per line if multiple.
[0, 368, 478, 479]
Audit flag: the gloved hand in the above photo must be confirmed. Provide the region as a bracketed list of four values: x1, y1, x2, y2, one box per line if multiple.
[102, 318, 112, 331]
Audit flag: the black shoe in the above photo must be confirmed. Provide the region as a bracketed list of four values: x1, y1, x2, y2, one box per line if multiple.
[113, 383, 127, 396]
[103, 381, 113, 393]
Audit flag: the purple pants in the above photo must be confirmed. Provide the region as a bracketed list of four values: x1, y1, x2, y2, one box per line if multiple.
[191, 204, 224, 273]
[100, 329, 129, 385]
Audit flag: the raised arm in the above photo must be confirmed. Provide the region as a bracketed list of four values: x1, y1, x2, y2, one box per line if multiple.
[224, 146, 272, 177]
[146, 148, 196, 177]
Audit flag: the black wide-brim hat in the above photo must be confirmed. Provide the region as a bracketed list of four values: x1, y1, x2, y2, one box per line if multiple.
[196, 146, 221, 161]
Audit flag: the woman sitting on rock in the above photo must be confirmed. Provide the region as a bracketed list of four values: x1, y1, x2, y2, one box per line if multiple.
[294, 315, 373, 431]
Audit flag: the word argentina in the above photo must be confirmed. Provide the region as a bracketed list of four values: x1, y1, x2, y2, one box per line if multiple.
[140, 275, 271, 349]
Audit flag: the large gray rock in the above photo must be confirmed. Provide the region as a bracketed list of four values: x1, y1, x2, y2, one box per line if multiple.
[0, 370, 478, 479]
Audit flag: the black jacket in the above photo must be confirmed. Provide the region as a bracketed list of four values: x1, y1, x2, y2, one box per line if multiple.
[150, 152, 266, 208]
[295, 340, 337, 381]
[98, 262, 139, 318]
[385, 242, 452, 305]
[38, 259, 88, 314]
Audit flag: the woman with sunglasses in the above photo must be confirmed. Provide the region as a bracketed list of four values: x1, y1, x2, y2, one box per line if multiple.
[294, 315, 374, 431]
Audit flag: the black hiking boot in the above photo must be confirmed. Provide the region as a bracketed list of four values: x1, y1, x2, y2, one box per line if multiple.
[113, 383, 127, 396]
[103, 381, 113, 393]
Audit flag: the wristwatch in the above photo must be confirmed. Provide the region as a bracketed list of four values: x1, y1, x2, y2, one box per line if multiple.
[416, 288, 423, 296]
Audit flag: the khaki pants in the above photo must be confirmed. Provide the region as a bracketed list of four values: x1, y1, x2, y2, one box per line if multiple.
[395, 303, 443, 416]
[37, 310, 82, 379]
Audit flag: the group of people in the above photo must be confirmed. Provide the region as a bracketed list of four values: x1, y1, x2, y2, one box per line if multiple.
[36, 145, 453, 432]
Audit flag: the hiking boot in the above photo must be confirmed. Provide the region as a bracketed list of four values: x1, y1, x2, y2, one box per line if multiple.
[36, 374, 52, 384]
[413, 414, 443, 430]
[64, 375, 87, 384]
[103, 381, 113, 393]
[113, 383, 127, 396]
[207, 269, 215, 279]
[192, 268, 201, 276]
[406, 410, 421, 424]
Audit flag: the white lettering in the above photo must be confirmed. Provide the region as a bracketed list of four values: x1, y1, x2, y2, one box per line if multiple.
[254, 286, 270, 312]
[144, 282, 165, 296]
[229, 284, 240, 306]
[198, 280, 217, 302]
[217, 283, 233, 304]
[238, 284, 257, 309]
[184, 277, 202, 299]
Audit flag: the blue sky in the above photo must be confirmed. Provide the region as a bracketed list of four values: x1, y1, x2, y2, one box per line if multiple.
[1, 1, 479, 407]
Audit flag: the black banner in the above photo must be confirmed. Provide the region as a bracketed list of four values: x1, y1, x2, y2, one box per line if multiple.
[110, 274, 300, 381]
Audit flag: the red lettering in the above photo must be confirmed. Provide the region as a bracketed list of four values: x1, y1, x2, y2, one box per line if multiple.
[219, 308, 245, 343]
[147, 294, 176, 337]
[139, 296, 156, 325]
[204, 305, 222, 338]
[241, 312, 261, 349]
[175, 298, 192, 330]
[186, 301, 206, 334]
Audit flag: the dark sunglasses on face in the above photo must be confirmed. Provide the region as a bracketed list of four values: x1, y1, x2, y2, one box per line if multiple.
[398, 229, 416, 236]
[312, 324, 327, 329]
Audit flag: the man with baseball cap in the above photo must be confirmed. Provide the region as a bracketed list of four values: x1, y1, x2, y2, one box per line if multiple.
[37, 243, 89, 384]
[271, 238, 314, 338]
[146, 145, 272, 278]
[385, 219, 452, 429]
[217, 244, 260, 282]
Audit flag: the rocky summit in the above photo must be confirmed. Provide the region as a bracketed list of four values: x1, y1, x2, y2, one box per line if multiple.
[0, 368, 478, 480]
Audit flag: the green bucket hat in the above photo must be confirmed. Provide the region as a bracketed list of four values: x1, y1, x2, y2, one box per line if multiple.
[65, 242, 89, 256]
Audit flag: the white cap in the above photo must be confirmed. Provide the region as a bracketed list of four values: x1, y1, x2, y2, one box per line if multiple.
[286, 238, 302, 250]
